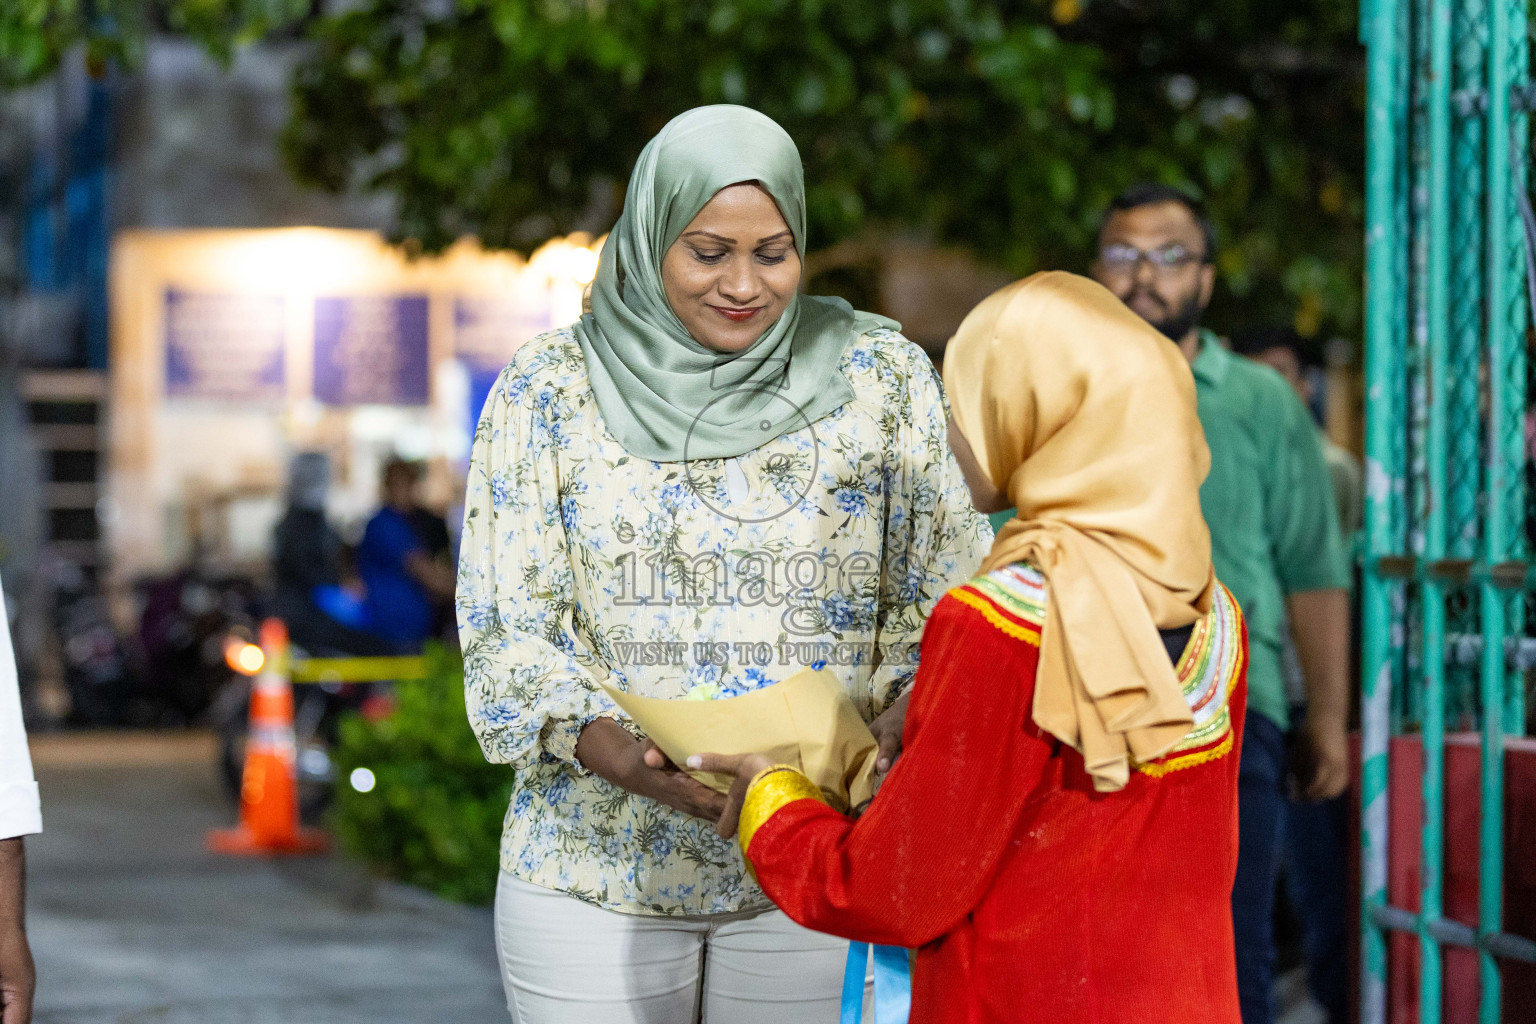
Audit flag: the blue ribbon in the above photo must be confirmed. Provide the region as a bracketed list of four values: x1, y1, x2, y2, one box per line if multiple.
[839, 942, 911, 1024]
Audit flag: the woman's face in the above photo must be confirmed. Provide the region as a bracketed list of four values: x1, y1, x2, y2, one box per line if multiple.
[661, 183, 802, 353]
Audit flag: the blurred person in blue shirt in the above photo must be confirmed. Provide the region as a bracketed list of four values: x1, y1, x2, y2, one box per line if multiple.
[357, 458, 456, 652]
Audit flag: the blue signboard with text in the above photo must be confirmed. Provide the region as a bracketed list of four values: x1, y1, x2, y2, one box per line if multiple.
[454, 293, 553, 438]
[313, 295, 430, 406]
[164, 290, 286, 402]
[453, 295, 552, 373]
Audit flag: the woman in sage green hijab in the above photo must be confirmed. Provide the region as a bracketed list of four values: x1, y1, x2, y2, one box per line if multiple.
[457, 105, 990, 1024]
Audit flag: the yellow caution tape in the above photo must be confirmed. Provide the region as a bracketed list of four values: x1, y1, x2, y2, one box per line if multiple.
[289, 656, 430, 684]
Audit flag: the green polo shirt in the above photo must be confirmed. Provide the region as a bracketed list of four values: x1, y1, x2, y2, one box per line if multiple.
[1191, 330, 1350, 729]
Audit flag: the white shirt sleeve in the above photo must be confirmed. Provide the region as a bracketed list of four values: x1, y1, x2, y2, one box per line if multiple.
[0, 575, 41, 839]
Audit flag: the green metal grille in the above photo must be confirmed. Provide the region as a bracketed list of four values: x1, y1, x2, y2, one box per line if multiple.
[1361, 0, 1536, 1020]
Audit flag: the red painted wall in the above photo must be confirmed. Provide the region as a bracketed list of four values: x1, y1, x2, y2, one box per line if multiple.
[1351, 734, 1536, 1023]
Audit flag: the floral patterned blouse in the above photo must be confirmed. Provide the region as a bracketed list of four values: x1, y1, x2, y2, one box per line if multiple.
[456, 325, 991, 916]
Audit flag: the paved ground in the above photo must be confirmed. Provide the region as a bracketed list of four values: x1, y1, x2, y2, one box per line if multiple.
[20, 730, 1325, 1024]
[24, 732, 508, 1024]
[1277, 970, 1327, 1024]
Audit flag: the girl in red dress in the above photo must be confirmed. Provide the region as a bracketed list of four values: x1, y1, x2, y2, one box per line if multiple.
[694, 272, 1248, 1024]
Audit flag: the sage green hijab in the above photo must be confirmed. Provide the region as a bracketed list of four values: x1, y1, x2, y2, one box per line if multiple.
[574, 105, 898, 462]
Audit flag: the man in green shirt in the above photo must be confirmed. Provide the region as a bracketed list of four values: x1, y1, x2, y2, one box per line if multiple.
[1231, 323, 1359, 1024]
[1090, 184, 1352, 1024]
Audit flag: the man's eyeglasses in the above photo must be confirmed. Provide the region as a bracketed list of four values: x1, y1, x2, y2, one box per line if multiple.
[1097, 243, 1206, 275]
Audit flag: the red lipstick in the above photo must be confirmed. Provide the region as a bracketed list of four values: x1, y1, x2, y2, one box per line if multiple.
[711, 305, 763, 323]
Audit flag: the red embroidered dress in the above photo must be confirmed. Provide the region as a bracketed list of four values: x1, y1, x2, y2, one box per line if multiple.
[737, 562, 1248, 1024]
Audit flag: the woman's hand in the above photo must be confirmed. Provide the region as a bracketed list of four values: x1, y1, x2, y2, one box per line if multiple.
[685, 752, 775, 839]
[575, 718, 727, 823]
[867, 691, 911, 775]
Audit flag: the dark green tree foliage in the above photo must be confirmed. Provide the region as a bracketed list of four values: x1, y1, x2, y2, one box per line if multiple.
[0, 1, 311, 86]
[281, 0, 1363, 337]
[1062, 0, 1363, 339]
[284, 2, 1111, 268]
[4, 1, 1365, 337]
[330, 644, 510, 905]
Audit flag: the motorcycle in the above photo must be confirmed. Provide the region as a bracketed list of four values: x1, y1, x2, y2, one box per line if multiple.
[135, 569, 264, 726]
[46, 556, 259, 728]
[52, 563, 135, 726]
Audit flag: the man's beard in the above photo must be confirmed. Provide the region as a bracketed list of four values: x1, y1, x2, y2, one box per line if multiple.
[1125, 287, 1205, 343]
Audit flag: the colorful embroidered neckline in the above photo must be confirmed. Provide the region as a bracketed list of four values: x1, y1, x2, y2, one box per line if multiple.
[952, 563, 1242, 776]
[1136, 583, 1242, 776]
[952, 563, 1047, 646]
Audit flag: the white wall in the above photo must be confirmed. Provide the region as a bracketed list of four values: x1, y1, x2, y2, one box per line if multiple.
[107, 228, 581, 578]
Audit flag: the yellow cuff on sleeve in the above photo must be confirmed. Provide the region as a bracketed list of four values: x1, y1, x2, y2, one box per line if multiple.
[738, 765, 825, 858]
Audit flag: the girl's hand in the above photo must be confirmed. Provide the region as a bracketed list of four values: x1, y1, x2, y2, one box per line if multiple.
[686, 752, 774, 839]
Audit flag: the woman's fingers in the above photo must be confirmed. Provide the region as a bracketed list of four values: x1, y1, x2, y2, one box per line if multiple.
[685, 752, 752, 776]
[698, 784, 728, 824]
[641, 739, 672, 770]
[691, 781, 728, 823]
[651, 770, 726, 823]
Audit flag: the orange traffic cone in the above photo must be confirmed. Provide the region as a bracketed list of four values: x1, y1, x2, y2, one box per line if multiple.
[208, 619, 328, 856]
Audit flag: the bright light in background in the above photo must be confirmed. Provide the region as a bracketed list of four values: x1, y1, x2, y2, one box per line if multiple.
[224, 639, 265, 676]
[564, 245, 600, 285]
[349, 767, 377, 793]
[529, 233, 604, 326]
[215, 227, 369, 292]
[528, 234, 602, 285]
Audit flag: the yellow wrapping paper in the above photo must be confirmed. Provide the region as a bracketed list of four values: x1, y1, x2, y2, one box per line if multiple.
[599, 667, 880, 814]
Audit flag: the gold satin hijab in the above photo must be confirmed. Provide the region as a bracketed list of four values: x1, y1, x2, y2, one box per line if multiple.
[943, 271, 1216, 792]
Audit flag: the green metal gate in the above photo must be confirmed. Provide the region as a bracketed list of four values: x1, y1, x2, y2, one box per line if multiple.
[1361, 0, 1536, 1020]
